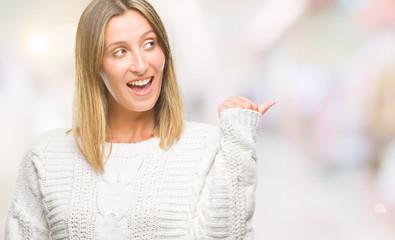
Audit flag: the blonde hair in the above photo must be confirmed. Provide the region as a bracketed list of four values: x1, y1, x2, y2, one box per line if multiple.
[72, 0, 184, 172]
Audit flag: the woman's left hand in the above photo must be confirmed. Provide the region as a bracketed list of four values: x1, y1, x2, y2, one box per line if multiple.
[218, 96, 275, 116]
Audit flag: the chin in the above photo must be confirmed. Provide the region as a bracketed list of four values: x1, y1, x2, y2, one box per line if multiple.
[127, 101, 157, 113]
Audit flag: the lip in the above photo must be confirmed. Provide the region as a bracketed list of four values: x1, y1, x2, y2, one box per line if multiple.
[126, 76, 154, 96]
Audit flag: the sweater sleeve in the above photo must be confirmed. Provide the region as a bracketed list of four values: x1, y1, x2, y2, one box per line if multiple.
[5, 147, 50, 240]
[190, 108, 262, 240]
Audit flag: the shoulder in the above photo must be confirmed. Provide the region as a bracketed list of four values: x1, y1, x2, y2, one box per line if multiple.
[16, 128, 75, 181]
[27, 128, 75, 158]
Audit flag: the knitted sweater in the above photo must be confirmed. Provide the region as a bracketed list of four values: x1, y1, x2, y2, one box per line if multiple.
[6, 108, 262, 240]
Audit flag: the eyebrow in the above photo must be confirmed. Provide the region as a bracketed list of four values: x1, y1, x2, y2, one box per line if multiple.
[105, 30, 155, 51]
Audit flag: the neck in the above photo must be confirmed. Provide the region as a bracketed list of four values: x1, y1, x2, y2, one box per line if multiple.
[108, 100, 155, 144]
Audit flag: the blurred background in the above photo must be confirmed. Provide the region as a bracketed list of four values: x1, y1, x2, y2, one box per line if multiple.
[1, 0, 395, 239]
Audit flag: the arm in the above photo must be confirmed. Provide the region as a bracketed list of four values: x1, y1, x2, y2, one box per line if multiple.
[190, 98, 275, 239]
[5, 148, 50, 239]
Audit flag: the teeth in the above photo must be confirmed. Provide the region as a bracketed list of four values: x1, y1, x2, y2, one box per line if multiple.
[127, 77, 152, 87]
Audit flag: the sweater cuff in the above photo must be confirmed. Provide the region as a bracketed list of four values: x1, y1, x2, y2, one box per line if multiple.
[220, 108, 263, 141]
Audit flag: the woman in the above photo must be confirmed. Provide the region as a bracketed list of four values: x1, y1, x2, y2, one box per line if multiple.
[6, 0, 275, 239]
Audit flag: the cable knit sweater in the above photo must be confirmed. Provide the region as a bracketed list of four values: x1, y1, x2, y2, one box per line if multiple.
[6, 108, 262, 240]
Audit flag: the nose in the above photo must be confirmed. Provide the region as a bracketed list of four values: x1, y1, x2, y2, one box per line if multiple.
[128, 51, 148, 74]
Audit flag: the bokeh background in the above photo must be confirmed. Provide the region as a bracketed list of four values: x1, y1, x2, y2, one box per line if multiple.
[1, 0, 395, 239]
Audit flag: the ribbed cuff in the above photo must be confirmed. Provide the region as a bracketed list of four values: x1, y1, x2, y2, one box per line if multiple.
[220, 108, 263, 140]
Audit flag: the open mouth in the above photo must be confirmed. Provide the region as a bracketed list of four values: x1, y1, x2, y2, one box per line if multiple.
[126, 77, 153, 95]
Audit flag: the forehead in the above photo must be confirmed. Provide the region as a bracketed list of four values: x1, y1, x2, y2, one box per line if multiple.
[104, 9, 154, 42]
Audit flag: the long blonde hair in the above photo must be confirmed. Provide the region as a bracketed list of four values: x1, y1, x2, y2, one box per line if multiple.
[73, 0, 184, 172]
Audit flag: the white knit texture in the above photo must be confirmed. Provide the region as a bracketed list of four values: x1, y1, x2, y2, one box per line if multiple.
[5, 108, 262, 240]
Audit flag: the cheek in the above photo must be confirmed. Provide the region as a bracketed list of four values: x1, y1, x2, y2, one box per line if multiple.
[149, 49, 165, 72]
[102, 60, 128, 85]
[101, 59, 128, 100]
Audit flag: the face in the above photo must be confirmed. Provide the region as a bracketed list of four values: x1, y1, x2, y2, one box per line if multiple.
[102, 10, 165, 115]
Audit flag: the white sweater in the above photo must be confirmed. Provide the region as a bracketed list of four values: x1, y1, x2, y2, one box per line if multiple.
[6, 108, 262, 240]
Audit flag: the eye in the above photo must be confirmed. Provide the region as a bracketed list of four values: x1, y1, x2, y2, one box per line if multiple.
[113, 49, 127, 57]
[144, 41, 155, 50]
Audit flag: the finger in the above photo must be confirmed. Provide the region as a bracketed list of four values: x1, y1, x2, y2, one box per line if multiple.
[223, 100, 238, 109]
[258, 101, 276, 115]
[228, 96, 256, 111]
[228, 97, 252, 110]
[218, 100, 238, 116]
[238, 96, 259, 112]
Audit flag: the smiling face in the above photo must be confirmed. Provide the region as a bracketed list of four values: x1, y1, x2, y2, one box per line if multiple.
[102, 9, 165, 115]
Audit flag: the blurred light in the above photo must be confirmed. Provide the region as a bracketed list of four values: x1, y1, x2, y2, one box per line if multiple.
[51, 24, 76, 57]
[27, 31, 50, 56]
[374, 203, 387, 214]
[244, 0, 308, 52]
[338, 0, 373, 13]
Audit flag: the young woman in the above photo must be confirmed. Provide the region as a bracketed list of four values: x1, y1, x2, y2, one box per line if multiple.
[6, 0, 275, 239]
